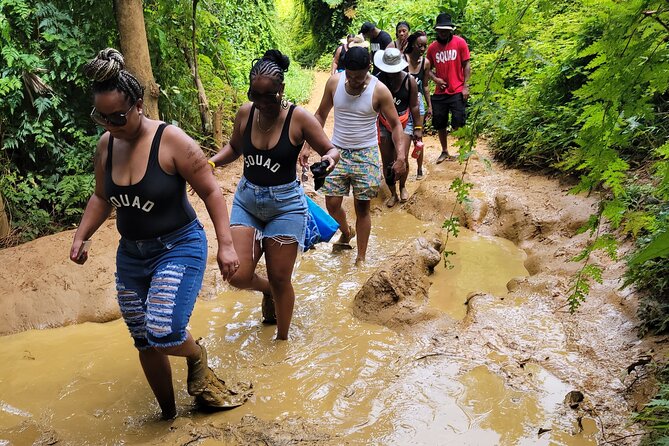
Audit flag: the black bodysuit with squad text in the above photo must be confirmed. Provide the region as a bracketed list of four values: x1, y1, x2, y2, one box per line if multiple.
[241, 104, 303, 187]
[105, 123, 196, 240]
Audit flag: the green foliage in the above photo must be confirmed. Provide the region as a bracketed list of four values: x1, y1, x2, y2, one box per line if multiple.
[0, 0, 113, 243]
[292, 0, 354, 66]
[636, 366, 669, 444]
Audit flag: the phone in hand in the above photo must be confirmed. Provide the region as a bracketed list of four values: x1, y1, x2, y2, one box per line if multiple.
[77, 240, 92, 260]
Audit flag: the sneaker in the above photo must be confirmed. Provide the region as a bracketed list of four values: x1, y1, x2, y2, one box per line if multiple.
[385, 195, 399, 208]
[416, 172, 424, 180]
[262, 293, 276, 324]
[436, 152, 450, 164]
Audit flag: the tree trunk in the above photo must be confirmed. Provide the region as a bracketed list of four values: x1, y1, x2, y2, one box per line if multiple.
[0, 192, 9, 239]
[181, 45, 211, 134]
[183, 0, 211, 134]
[213, 106, 223, 149]
[114, 0, 160, 119]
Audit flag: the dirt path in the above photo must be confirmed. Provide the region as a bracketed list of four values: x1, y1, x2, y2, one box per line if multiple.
[0, 71, 658, 445]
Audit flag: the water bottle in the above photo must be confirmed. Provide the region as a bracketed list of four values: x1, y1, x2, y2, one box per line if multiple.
[411, 140, 424, 159]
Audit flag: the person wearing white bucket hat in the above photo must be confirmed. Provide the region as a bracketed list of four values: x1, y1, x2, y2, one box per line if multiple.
[375, 48, 420, 207]
[426, 12, 471, 164]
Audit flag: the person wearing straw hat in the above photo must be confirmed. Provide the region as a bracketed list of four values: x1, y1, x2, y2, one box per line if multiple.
[301, 46, 406, 265]
[426, 12, 471, 164]
[375, 47, 420, 207]
[331, 34, 354, 75]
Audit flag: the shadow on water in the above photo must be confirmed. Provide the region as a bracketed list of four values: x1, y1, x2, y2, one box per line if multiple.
[0, 211, 597, 445]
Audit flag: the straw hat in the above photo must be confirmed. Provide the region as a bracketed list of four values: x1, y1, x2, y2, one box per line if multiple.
[348, 34, 370, 49]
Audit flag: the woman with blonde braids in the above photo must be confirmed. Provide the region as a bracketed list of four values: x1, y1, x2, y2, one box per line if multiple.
[70, 48, 249, 419]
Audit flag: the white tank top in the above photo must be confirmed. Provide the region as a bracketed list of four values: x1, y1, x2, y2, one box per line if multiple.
[331, 74, 379, 149]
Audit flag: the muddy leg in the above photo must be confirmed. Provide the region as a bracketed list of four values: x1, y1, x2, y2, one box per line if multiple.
[264, 239, 299, 340]
[138, 348, 176, 420]
[353, 198, 372, 264]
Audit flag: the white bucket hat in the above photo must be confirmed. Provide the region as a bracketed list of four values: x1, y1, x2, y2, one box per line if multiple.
[373, 48, 408, 73]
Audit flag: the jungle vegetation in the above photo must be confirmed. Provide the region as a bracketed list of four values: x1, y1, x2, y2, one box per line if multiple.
[1, 0, 668, 441]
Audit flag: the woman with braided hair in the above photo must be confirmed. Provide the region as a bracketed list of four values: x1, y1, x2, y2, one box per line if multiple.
[209, 49, 339, 340]
[70, 48, 249, 419]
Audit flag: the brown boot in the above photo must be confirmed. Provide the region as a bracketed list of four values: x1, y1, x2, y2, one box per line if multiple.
[262, 292, 277, 324]
[187, 338, 252, 409]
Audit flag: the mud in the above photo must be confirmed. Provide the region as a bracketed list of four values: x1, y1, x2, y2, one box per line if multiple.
[0, 71, 659, 445]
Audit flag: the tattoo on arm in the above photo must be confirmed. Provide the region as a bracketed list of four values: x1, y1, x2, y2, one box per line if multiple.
[186, 144, 208, 174]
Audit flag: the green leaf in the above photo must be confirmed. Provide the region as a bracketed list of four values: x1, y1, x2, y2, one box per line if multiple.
[629, 231, 669, 266]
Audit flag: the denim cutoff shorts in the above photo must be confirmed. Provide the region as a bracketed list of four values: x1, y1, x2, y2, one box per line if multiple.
[230, 176, 308, 250]
[115, 218, 207, 350]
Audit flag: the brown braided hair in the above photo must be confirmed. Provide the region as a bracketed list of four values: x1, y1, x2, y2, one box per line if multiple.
[83, 48, 144, 103]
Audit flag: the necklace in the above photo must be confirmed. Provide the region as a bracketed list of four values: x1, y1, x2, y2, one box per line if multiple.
[345, 78, 368, 97]
[256, 111, 276, 133]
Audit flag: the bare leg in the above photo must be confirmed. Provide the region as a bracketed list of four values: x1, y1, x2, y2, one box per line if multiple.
[353, 198, 372, 263]
[326, 196, 353, 243]
[416, 115, 424, 177]
[379, 135, 398, 207]
[264, 239, 299, 340]
[228, 226, 270, 294]
[398, 133, 411, 201]
[139, 348, 176, 419]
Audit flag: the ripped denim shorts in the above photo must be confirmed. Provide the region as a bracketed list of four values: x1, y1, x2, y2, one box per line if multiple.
[230, 176, 308, 250]
[115, 218, 206, 350]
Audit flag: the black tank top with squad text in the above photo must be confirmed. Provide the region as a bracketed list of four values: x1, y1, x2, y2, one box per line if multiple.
[378, 72, 412, 114]
[105, 123, 196, 240]
[242, 104, 303, 187]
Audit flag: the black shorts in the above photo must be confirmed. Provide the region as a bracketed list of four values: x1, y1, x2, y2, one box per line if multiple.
[431, 93, 466, 131]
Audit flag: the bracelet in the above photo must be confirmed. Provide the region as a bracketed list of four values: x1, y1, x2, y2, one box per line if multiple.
[414, 126, 423, 130]
[207, 160, 216, 170]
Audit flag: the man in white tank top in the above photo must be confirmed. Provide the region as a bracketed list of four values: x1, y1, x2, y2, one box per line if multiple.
[301, 47, 406, 264]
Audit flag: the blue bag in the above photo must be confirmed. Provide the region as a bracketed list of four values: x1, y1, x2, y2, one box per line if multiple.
[303, 195, 339, 251]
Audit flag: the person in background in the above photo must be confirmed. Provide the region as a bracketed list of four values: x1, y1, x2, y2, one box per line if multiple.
[404, 30, 432, 179]
[303, 46, 406, 265]
[359, 21, 392, 75]
[331, 34, 355, 75]
[70, 48, 245, 419]
[375, 48, 420, 207]
[387, 21, 411, 54]
[426, 13, 471, 164]
[209, 50, 339, 340]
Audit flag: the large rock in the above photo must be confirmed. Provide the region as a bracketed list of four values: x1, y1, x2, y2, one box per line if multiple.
[352, 232, 444, 330]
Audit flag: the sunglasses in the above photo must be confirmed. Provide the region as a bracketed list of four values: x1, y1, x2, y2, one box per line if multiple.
[247, 90, 281, 104]
[90, 101, 137, 127]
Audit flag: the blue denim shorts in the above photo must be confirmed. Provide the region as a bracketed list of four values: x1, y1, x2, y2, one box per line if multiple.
[115, 218, 207, 350]
[230, 176, 308, 250]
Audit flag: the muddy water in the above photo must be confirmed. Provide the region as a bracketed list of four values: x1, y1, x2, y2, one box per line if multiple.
[0, 211, 596, 445]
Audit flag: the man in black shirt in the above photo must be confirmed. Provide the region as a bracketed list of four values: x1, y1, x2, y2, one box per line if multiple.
[360, 22, 392, 75]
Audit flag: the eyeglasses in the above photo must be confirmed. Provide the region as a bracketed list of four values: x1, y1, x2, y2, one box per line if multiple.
[90, 102, 137, 127]
[247, 90, 280, 104]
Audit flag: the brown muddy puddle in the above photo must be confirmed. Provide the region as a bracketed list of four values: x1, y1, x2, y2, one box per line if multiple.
[0, 211, 597, 445]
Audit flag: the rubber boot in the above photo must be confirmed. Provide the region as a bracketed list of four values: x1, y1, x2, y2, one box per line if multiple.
[262, 292, 277, 324]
